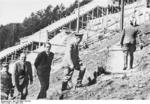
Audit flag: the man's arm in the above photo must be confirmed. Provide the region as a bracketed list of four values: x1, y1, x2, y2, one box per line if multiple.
[27, 62, 33, 84]
[120, 29, 125, 47]
[50, 52, 54, 66]
[34, 52, 42, 69]
[9, 75, 14, 97]
[136, 29, 145, 49]
[12, 63, 19, 91]
[66, 42, 74, 69]
[77, 49, 81, 64]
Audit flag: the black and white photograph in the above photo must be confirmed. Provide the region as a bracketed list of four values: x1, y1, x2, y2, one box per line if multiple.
[0, 0, 150, 104]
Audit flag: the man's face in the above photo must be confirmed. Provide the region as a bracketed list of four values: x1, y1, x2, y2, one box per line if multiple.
[45, 44, 51, 53]
[20, 54, 26, 62]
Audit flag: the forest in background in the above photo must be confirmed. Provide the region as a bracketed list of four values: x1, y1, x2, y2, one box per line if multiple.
[0, 0, 140, 51]
[0, 0, 93, 51]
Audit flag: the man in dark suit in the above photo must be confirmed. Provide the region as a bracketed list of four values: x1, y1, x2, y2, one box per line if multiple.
[120, 20, 143, 70]
[12, 53, 33, 99]
[34, 42, 54, 99]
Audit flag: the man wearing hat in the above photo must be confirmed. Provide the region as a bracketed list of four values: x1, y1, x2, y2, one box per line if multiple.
[12, 53, 33, 99]
[1, 62, 14, 100]
[59, 32, 86, 99]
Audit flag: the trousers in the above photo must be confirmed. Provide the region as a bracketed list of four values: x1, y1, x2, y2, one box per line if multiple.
[123, 43, 136, 68]
[37, 73, 50, 99]
[63, 63, 86, 83]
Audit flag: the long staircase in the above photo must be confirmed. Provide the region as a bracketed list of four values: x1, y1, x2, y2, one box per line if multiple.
[0, 0, 149, 66]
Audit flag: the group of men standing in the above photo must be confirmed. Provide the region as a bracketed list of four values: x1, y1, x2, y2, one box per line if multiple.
[0, 15, 145, 100]
[0, 30, 86, 100]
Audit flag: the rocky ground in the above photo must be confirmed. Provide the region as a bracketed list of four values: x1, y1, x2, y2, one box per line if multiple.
[23, 23, 150, 100]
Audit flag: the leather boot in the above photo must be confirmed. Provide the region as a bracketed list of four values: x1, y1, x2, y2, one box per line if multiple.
[76, 68, 86, 88]
[59, 81, 68, 100]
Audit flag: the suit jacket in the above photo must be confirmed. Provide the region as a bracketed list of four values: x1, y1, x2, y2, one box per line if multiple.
[12, 60, 33, 90]
[63, 36, 80, 67]
[120, 25, 142, 45]
[34, 51, 54, 76]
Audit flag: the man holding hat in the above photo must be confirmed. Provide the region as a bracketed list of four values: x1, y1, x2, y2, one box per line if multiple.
[1, 62, 14, 100]
[59, 32, 86, 99]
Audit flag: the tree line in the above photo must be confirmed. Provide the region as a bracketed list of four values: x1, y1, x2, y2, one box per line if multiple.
[0, 0, 93, 51]
[0, 0, 139, 51]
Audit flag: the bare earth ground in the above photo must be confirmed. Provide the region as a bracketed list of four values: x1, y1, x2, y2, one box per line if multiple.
[24, 24, 150, 100]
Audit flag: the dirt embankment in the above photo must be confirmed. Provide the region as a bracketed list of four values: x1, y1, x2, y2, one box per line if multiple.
[26, 24, 150, 100]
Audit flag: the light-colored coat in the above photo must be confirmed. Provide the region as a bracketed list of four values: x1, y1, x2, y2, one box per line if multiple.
[63, 36, 80, 68]
[121, 25, 142, 45]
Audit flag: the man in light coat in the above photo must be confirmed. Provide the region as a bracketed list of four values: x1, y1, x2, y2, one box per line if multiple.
[120, 20, 144, 70]
[59, 32, 86, 99]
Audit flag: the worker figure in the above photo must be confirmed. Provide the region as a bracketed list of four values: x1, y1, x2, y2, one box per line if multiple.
[34, 42, 54, 99]
[120, 20, 144, 70]
[12, 53, 33, 99]
[59, 32, 86, 99]
[1, 62, 14, 100]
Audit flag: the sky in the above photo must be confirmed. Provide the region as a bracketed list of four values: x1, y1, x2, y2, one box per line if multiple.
[0, 0, 78, 25]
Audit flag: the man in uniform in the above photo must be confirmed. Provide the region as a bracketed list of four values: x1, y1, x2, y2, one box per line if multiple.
[59, 32, 86, 99]
[34, 42, 54, 99]
[120, 20, 144, 70]
[12, 53, 33, 99]
[1, 62, 14, 100]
